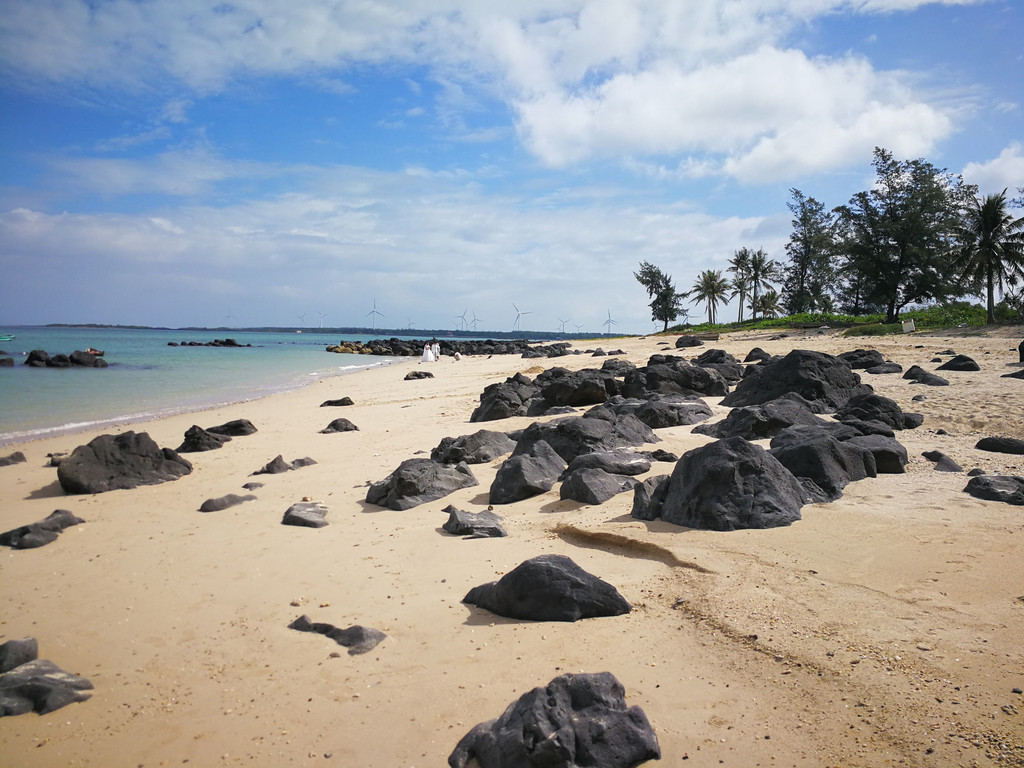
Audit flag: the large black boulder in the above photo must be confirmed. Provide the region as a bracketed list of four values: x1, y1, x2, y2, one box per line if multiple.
[177, 425, 231, 453]
[675, 335, 704, 347]
[470, 373, 540, 422]
[937, 354, 980, 371]
[692, 395, 821, 440]
[562, 450, 651, 478]
[68, 350, 108, 368]
[964, 475, 1024, 505]
[207, 418, 258, 436]
[489, 441, 567, 505]
[0, 509, 84, 549]
[559, 468, 638, 504]
[511, 413, 657, 464]
[769, 428, 876, 502]
[652, 437, 805, 530]
[844, 434, 909, 474]
[590, 394, 713, 429]
[629, 359, 728, 398]
[975, 436, 1024, 455]
[431, 430, 517, 464]
[630, 475, 670, 521]
[0, 656, 94, 716]
[835, 393, 916, 431]
[366, 459, 478, 510]
[692, 348, 744, 381]
[448, 671, 660, 768]
[721, 349, 872, 412]
[57, 431, 193, 494]
[463, 554, 630, 622]
[535, 367, 617, 406]
[838, 349, 886, 369]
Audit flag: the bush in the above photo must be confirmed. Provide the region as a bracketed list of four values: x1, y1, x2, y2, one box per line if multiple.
[842, 323, 903, 337]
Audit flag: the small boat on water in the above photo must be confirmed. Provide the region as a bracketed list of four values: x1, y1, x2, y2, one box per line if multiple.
[0, 334, 14, 342]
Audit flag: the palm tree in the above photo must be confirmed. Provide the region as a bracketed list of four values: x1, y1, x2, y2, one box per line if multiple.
[727, 248, 753, 322]
[689, 269, 731, 325]
[951, 189, 1024, 324]
[748, 248, 783, 320]
[752, 289, 782, 319]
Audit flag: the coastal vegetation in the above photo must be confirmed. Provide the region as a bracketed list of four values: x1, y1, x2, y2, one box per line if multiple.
[640, 146, 1024, 333]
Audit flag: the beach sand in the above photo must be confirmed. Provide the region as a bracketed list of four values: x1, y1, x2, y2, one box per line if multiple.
[2, 330, 1022, 767]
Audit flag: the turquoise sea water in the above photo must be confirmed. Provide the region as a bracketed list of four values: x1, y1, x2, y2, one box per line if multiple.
[0, 326, 408, 445]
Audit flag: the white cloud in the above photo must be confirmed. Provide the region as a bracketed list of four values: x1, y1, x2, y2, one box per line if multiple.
[962, 143, 1024, 196]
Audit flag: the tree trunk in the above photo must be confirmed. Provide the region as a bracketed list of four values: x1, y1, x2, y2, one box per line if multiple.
[986, 266, 996, 325]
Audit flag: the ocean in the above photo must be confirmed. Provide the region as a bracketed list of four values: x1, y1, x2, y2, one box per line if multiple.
[0, 326, 410, 446]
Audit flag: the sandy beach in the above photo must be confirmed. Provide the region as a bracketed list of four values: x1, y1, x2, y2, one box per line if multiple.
[2, 329, 1023, 767]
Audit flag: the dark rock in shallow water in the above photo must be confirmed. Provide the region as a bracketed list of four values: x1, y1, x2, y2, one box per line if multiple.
[0, 509, 84, 549]
[57, 431, 192, 494]
[68, 350, 108, 368]
[653, 437, 805, 530]
[903, 365, 949, 386]
[320, 417, 359, 433]
[448, 671, 660, 768]
[560, 468, 638, 505]
[975, 436, 1024, 455]
[288, 615, 386, 655]
[199, 493, 257, 513]
[490, 441, 567, 505]
[282, 501, 329, 528]
[252, 455, 317, 475]
[0, 658, 94, 716]
[366, 458, 478, 510]
[0, 638, 37, 673]
[721, 349, 872, 412]
[441, 505, 507, 538]
[0, 451, 27, 467]
[320, 397, 354, 407]
[463, 554, 630, 622]
[431, 430, 516, 464]
[206, 418, 257, 436]
[937, 354, 980, 372]
[177, 424, 231, 453]
[0, 357, 13, 367]
[963, 476, 1024, 505]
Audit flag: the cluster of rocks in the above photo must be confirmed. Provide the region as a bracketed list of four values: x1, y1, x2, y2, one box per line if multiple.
[177, 418, 258, 453]
[167, 338, 252, 347]
[325, 337, 616, 359]
[21, 349, 108, 368]
[1, 638, 93, 716]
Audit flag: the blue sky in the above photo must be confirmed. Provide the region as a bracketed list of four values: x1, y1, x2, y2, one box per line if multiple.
[1, 1, 1021, 334]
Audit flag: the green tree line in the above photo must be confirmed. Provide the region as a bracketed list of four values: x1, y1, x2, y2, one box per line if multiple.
[636, 147, 1024, 328]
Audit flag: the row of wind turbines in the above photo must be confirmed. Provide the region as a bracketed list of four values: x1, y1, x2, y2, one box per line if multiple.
[292, 301, 620, 334]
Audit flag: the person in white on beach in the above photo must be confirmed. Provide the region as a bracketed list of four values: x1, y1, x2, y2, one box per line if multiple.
[432, 341, 440, 361]
[422, 343, 434, 363]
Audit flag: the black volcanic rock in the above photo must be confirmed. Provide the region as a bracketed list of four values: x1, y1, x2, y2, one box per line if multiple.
[560, 468, 638, 504]
[282, 501, 329, 527]
[937, 354, 980, 372]
[177, 425, 231, 453]
[721, 349, 872, 413]
[562, 449, 651, 478]
[675, 335, 704, 348]
[0, 656, 93, 716]
[252, 455, 318, 475]
[903, 365, 949, 386]
[366, 458, 478, 510]
[470, 373, 540, 422]
[431, 430, 517, 465]
[0, 451, 27, 467]
[964, 475, 1024, 505]
[0, 509, 84, 549]
[448, 671, 660, 768]
[490, 440, 567, 505]
[651, 437, 805, 530]
[441, 505, 507, 538]
[199, 493, 257, 513]
[320, 397, 355, 407]
[975, 436, 1024, 455]
[0, 638, 37, 673]
[835, 392, 915, 431]
[320, 417, 359, 433]
[844, 434, 909, 474]
[511, 413, 658, 464]
[693, 395, 822, 440]
[463, 554, 630, 622]
[769, 428, 876, 502]
[865, 361, 903, 374]
[405, 370, 434, 380]
[838, 348, 885, 369]
[207, 418, 258, 436]
[288, 615, 386, 655]
[57, 431, 192, 494]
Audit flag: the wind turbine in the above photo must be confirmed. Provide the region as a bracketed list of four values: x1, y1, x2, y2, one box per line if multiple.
[574, 323, 583, 334]
[458, 308, 469, 332]
[602, 310, 618, 336]
[224, 306, 237, 327]
[317, 310, 328, 329]
[366, 299, 384, 331]
[557, 317, 570, 334]
[470, 311, 482, 331]
[297, 312, 307, 328]
[512, 303, 531, 332]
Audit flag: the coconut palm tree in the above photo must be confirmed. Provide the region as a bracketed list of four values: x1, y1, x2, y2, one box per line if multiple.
[748, 248, 783, 320]
[951, 189, 1024, 324]
[727, 247, 753, 322]
[689, 269, 731, 325]
[752, 289, 782, 319]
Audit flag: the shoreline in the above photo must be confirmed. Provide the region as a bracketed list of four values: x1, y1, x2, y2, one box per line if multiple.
[2, 330, 1022, 767]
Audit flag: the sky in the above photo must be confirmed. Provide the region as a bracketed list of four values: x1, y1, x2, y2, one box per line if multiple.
[1, 1, 1022, 335]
